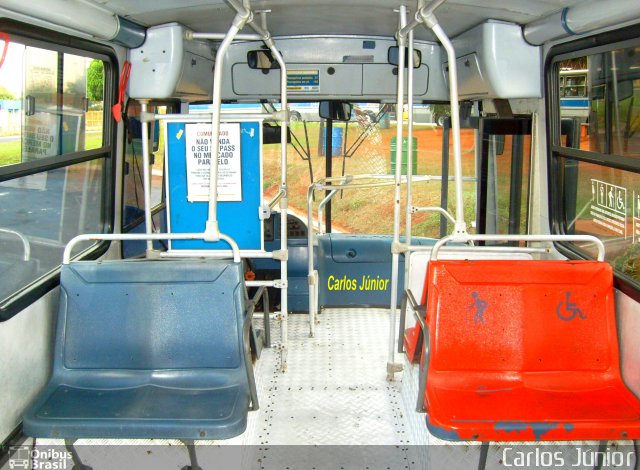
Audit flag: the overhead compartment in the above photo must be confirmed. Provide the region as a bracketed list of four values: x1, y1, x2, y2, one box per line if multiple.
[231, 63, 363, 97]
[362, 63, 429, 96]
[129, 23, 215, 101]
[443, 21, 541, 100]
[222, 36, 448, 101]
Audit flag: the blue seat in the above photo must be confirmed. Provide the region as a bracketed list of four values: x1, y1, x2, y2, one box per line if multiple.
[23, 259, 257, 440]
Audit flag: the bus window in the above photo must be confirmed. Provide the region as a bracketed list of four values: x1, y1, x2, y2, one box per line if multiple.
[0, 45, 105, 167]
[0, 32, 112, 319]
[557, 48, 640, 155]
[259, 102, 476, 237]
[551, 41, 640, 287]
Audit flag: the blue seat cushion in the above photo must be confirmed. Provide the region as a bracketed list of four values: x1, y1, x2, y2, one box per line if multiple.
[25, 383, 247, 439]
[23, 259, 251, 440]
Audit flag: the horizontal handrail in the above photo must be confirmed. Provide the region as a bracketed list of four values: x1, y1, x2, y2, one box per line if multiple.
[63, 233, 241, 264]
[269, 189, 285, 209]
[309, 174, 475, 193]
[430, 234, 605, 261]
[411, 206, 456, 226]
[152, 112, 275, 122]
[312, 173, 432, 188]
[0, 228, 31, 261]
[190, 32, 262, 41]
[317, 189, 338, 234]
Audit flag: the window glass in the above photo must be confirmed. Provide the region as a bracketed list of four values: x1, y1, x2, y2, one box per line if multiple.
[257, 102, 475, 236]
[0, 41, 105, 168]
[560, 157, 640, 284]
[188, 102, 480, 238]
[0, 34, 110, 312]
[554, 42, 640, 288]
[481, 132, 531, 236]
[558, 47, 640, 157]
[0, 159, 105, 302]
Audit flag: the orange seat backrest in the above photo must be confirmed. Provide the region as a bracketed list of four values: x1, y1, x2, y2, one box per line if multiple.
[425, 260, 616, 374]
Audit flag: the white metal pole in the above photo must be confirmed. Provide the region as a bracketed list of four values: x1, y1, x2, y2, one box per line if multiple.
[139, 99, 154, 253]
[431, 234, 606, 261]
[205, 13, 250, 240]
[422, 13, 467, 235]
[266, 35, 290, 371]
[404, 27, 415, 292]
[224, 0, 270, 38]
[0, 228, 30, 260]
[399, 0, 448, 38]
[307, 185, 316, 337]
[190, 32, 262, 40]
[63, 232, 241, 264]
[387, 5, 408, 381]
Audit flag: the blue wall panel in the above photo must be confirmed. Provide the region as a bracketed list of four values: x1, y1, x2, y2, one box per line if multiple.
[166, 121, 262, 251]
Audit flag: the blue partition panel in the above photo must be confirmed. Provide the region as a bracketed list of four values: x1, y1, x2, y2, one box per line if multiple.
[166, 121, 263, 251]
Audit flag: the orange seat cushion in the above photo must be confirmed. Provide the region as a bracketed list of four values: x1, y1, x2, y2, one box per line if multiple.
[423, 260, 640, 441]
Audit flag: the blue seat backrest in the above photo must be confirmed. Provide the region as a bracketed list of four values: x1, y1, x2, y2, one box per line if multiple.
[60, 259, 245, 370]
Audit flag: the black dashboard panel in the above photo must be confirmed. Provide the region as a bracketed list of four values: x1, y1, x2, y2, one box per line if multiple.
[263, 213, 308, 241]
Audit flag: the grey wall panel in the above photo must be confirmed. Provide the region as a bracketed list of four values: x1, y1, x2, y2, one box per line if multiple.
[617, 289, 640, 398]
[0, 289, 57, 441]
[362, 63, 429, 96]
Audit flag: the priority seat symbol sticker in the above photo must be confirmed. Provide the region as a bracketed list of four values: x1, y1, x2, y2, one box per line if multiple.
[556, 292, 586, 321]
[469, 291, 488, 325]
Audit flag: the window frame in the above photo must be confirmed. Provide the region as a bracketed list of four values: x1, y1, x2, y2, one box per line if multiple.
[546, 23, 640, 301]
[0, 19, 118, 321]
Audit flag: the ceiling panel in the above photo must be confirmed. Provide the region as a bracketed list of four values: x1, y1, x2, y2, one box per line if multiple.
[97, 0, 580, 41]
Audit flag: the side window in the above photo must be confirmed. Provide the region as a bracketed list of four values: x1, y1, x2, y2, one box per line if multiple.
[551, 41, 640, 287]
[0, 31, 112, 319]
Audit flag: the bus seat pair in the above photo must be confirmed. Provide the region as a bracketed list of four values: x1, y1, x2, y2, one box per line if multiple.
[22, 259, 258, 440]
[410, 259, 640, 441]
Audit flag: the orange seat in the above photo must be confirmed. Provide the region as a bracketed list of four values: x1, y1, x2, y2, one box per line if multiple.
[422, 259, 640, 441]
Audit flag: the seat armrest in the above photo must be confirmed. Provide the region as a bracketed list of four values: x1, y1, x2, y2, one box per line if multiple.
[398, 289, 424, 354]
[413, 301, 430, 413]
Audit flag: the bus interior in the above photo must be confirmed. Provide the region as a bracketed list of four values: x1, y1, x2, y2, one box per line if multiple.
[0, 0, 640, 468]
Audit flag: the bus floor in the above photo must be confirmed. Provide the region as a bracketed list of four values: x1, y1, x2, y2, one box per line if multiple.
[24, 308, 633, 470]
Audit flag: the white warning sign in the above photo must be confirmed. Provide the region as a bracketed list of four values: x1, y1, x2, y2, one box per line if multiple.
[185, 123, 242, 202]
[287, 69, 320, 93]
[590, 179, 626, 238]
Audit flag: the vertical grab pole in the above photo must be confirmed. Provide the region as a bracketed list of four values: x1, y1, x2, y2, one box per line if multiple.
[307, 185, 316, 337]
[403, 27, 415, 294]
[139, 99, 153, 253]
[204, 12, 250, 240]
[388, 5, 407, 381]
[265, 35, 290, 371]
[421, 12, 467, 235]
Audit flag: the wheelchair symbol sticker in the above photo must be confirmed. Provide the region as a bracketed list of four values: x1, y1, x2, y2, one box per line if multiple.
[556, 292, 586, 321]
